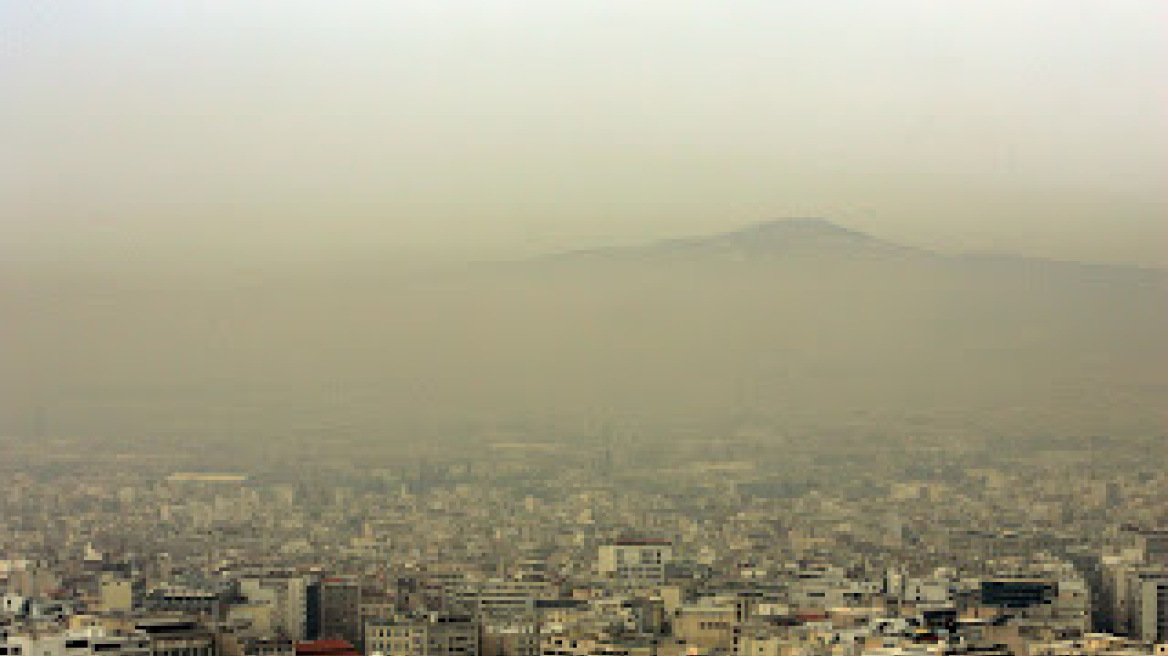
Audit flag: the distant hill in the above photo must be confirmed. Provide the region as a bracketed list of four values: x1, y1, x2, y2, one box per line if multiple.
[3, 219, 1165, 443]
[532, 218, 1159, 279]
[545, 218, 925, 263]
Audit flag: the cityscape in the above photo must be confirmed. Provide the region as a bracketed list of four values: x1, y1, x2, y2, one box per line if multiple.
[3, 3, 1166, 656]
[2, 430, 1167, 656]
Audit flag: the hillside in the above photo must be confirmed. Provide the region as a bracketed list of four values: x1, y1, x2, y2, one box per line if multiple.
[3, 220, 1165, 443]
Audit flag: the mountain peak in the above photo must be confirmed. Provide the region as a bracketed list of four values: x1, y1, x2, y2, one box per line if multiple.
[672, 217, 901, 257]
[725, 218, 868, 241]
[739, 217, 853, 233]
[540, 218, 921, 266]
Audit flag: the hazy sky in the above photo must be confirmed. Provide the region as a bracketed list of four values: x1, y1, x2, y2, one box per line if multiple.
[2, 1, 1165, 270]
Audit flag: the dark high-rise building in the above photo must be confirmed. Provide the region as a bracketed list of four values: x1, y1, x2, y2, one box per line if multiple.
[980, 579, 1057, 609]
[319, 577, 363, 651]
[306, 579, 322, 641]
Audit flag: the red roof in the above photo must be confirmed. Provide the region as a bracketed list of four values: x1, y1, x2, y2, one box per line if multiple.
[297, 641, 360, 656]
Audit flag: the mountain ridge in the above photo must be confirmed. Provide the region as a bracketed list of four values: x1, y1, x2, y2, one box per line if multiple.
[526, 218, 1164, 280]
[534, 218, 918, 268]
[4, 218, 1165, 441]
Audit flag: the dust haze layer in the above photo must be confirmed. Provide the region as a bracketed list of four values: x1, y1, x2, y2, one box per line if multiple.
[3, 219, 1165, 445]
[3, 3, 1167, 270]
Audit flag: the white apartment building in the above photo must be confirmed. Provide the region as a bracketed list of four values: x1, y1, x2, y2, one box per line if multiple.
[365, 612, 479, 656]
[0, 628, 150, 656]
[239, 576, 309, 641]
[1137, 579, 1168, 643]
[597, 541, 672, 585]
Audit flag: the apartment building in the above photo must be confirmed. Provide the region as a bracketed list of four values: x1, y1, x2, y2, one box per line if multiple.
[598, 542, 672, 587]
[365, 612, 478, 656]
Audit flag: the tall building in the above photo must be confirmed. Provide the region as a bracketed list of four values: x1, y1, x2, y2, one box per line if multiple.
[319, 578, 363, 651]
[306, 580, 322, 641]
[1101, 562, 1168, 638]
[1136, 579, 1168, 643]
[240, 575, 310, 641]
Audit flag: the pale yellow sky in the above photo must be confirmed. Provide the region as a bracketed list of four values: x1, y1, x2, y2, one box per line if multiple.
[2, 1, 1165, 269]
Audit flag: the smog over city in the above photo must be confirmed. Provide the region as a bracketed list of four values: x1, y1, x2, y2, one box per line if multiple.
[1, 3, 1166, 655]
